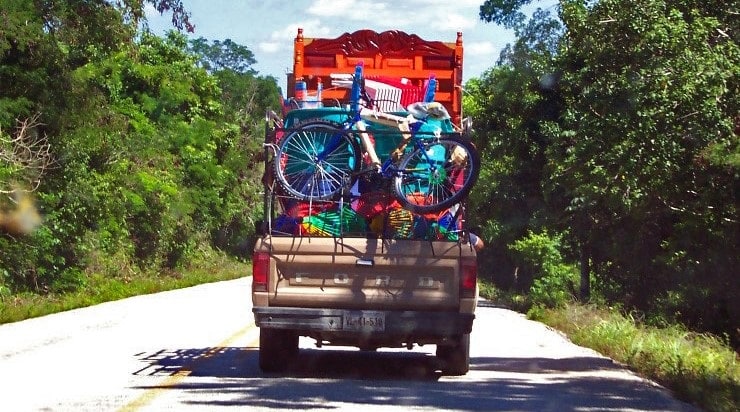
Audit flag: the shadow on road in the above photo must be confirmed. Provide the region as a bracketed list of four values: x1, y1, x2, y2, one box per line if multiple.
[131, 346, 697, 411]
[472, 355, 619, 373]
[134, 345, 440, 380]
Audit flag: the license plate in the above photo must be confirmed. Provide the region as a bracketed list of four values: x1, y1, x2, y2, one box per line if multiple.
[342, 311, 385, 332]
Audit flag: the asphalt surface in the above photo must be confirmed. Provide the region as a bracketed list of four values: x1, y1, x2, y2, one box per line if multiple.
[0, 277, 699, 411]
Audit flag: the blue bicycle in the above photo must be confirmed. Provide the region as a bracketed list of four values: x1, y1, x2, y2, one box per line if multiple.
[272, 65, 480, 215]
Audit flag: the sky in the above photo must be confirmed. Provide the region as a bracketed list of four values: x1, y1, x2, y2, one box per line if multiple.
[144, 0, 556, 93]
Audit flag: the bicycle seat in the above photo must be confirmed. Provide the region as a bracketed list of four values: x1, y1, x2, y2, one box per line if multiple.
[406, 102, 450, 120]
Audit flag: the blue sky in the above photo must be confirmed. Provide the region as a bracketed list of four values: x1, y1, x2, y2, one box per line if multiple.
[145, 0, 556, 92]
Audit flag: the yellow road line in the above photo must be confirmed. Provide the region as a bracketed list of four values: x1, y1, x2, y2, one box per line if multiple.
[119, 323, 259, 412]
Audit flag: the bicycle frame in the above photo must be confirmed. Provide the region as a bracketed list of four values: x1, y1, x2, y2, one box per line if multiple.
[316, 63, 423, 165]
[313, 105, 441, 181]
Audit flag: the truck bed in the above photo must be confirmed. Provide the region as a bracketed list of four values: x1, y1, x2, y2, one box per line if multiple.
[254, 235, 477, 311]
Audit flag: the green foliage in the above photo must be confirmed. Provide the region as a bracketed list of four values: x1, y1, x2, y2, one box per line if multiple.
[189, 37, 257, 74]
[482, 284, 740, 411]
[479, 0, 531, 29]
[509, 230, 579, 307]
[479, 279, 533, 312]
[0, 250, 248, 324]
[465, 6, 563, 289]
[0, 1, 280, 296]
[550, 0, 738, 339]
[139, 0, 194, 32]
[471, 0, 739, 346]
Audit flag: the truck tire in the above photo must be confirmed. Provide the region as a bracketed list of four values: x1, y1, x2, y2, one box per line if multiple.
[259, 328, 299, 373]
[436, 333, 470, 375]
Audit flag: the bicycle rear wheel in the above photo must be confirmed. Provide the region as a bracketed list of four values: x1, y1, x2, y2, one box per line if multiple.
[274, 123, 361, 201]
[393, 136, 480, 214]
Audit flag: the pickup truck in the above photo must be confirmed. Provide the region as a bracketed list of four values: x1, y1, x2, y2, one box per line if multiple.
[252, 28, 478, 375]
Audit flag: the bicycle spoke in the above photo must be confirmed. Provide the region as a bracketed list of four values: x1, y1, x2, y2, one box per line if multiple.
[275, 125, 360, 200]
[393, 137, 479, 214]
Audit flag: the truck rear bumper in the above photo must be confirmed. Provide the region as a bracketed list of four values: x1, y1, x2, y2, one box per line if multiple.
[253, 307, 474, 336]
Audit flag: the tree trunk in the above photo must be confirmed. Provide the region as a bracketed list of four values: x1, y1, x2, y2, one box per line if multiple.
[580, 242, 591, 301]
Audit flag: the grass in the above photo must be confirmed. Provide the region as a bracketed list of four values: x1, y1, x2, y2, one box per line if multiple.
[478, 281, 532, 312]
[0, 251, 249, 325]
[480, 280, 740, 412]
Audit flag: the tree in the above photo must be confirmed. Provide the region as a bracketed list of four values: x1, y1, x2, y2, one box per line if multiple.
[474, 0, 739, 341]
[479, 0, 534, 29]
[0, 115, 54, 194]
[189, 37, 257, 74]
[465, 6, 563, 290]
[117, 0, 194, 32]
[548, 0, 738, 334]
[0, 0, 282, 295]
[185, 37, 282, 254]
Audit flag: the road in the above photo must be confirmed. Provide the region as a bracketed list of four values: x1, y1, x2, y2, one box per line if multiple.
[0, 277, 698, 411]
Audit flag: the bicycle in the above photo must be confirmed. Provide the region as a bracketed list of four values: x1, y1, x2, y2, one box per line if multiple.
[271, 64, 480, 215]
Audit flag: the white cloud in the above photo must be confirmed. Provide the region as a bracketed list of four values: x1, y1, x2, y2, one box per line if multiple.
[432, 12, 477, 31]
[140, 0, 517, 84]
[143, 3, 159, 19]
[307, 0, 390, 20]
[405, 0, 482, 6]
[307, 0, 358, 17]
[258, 42, 280, 54]
[308, 0, 416, 32]
[261, 19, 331, 52]
[306, 0, 479, 32]
[338, 1, 475, 35]
[466, 41, 496, 56]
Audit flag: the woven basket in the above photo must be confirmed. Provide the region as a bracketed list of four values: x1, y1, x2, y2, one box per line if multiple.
[434, 209, 460, 241]
[352, 191, 399, 219]
[386, 208, 414, 239]
[301, 206, 367, 237]
[272, 214, 301, 236]
[369, 207, 415, 239]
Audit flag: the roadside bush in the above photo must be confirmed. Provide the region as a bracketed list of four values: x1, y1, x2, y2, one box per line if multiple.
[509, 230, 579, 307]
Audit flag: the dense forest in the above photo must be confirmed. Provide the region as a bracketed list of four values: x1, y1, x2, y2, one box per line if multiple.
[0, 0, 280, 292]
[0, 1, 737, 347]
[467, 0, 738, 346]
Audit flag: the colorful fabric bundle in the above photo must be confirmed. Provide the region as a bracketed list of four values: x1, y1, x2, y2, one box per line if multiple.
[272, 214, 301, 235]
[284, 200, 333, 218]
[352, 191, 399, 219]
[433, 208, 460, 241]
[300, 206, 367, 237]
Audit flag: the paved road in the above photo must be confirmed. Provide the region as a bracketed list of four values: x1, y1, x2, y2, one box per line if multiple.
[0, 277, 698, 411]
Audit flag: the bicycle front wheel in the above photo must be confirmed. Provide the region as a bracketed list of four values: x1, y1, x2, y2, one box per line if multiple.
[393, 137, 480, 214]
[274, 123, 361, 201]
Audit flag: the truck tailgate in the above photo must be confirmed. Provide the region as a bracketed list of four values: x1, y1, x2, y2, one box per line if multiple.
[256, 236, 474, 311]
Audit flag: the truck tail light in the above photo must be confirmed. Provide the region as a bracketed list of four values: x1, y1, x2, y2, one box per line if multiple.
[460, 258, 477, 299]
[252, 252, 269, 292]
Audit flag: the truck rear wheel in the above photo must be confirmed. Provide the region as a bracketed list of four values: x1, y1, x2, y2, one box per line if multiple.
[436, 333, 470, 375]
[259, 328, 299, 373]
